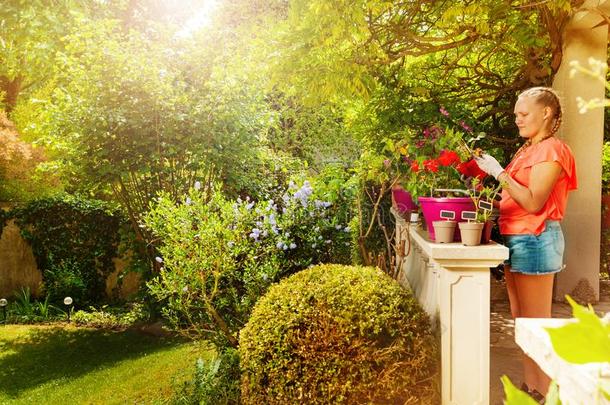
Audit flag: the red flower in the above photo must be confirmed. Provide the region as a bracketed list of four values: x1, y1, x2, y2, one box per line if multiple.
[457, 159, 487, 180]
[410, 161, 420, 172]
[423, 159, 439, 173]
[438, 150, 460, 166]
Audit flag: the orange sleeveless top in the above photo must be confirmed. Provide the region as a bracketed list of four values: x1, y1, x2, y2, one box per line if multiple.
[499, 137, 577, 235]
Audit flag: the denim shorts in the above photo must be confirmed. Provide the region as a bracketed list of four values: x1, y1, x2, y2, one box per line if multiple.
[503, 220, 565, 275]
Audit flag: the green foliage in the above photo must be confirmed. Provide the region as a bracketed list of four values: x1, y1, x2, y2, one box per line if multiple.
[546, 296, 610, 364]
[264, 94, 360, 169]
[17, 17, 279, 267]
[43, 259, 88, 306]
[501, 376, 541, 405]
[174, 347, 240, 405]
[0, 0, 86, 112]
[603, 142, 610, 192]
[350, 180, 394, 268]
[239, 264, 438, 404]
[11, 194, 123, 306]
[5, 287, 64, 323]
[501, 377, 561, 405]
[0, 110, 61, 202]
[71, 303, 151, 329]
[145, 178, 353, 347]
[467, 178, 502, 223]
[247, 0, 574, 142]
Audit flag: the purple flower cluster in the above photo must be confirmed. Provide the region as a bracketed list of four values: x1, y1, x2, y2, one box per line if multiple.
[226, 180, 348, 255]
[459, 120, 473, 133]
[293, 181, 313, 207]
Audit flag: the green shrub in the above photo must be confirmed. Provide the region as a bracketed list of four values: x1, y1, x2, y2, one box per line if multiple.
[239, 264, 438, 404]
[71, 303, 150, 329]
[11, 194, 123, 307]
[43, 259, 88, 306]
[6, 288, 64, 323]
[173, 347, 241, 405]
[145, 177, 353, 347]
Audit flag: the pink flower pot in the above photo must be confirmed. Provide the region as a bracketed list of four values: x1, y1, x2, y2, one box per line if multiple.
[419, 197, 475, 241]
[392, 187, 418, 214]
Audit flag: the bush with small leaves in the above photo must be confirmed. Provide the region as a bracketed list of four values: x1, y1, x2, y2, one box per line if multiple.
[173, 347, 241, 405]
[239, 264, 438, 404]
[145, 177, 353, 348]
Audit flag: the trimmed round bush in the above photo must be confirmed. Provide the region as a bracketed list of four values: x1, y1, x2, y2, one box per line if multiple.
[239, 264, 438, 404]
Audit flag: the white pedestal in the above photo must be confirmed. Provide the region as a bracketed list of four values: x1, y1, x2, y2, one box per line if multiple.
[395, 216, 509, 405]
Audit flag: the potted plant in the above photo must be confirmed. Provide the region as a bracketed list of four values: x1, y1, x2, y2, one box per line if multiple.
[458, 218, 485, 246]
[398, 127, 487, 241]
[382, 107, 489, 241]
[461, 179, 502, 245]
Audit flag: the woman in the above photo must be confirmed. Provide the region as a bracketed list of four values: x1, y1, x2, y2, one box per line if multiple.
[474, 87, 577, 400]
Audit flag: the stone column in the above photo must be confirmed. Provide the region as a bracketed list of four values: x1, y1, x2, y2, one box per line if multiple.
[552, 3, 610, 303]
[395, 214, 509, 405]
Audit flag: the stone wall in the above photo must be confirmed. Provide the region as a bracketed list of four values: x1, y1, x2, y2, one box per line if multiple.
[0, 219, 41, 297]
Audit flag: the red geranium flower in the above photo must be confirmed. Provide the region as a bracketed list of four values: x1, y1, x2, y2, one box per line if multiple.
[438, 150, 460, 166]
[410, 161, 420, 172]
[423, 159, 439, 173]
[457, 159, 487, 180]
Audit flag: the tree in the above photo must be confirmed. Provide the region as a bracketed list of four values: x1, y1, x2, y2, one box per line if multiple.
[0, 1, 89, 114]
[27, 18, 271, 268]
[0, 110, 59, 201]
[231, 0, 583, 149]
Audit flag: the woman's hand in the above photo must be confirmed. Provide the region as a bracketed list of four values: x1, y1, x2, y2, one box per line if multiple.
[474, 154, 505, 179]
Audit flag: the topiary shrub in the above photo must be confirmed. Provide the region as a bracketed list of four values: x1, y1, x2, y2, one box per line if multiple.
[239, 264, 438, 404]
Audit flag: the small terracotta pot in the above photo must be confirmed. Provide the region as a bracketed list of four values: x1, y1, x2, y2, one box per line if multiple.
[432, 220, 457, 243]
[458, 222, 484, 246]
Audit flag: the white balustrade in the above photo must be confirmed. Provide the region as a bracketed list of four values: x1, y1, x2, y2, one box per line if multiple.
[515, 318, 610, 404]
[394, 211, 509, 405]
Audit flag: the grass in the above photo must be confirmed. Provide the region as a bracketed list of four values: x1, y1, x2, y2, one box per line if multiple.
[0, 324, 212, 404]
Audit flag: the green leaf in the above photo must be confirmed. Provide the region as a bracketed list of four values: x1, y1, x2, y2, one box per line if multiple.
[545, 380, 562, 405]
[545, 296, 610, 364]
[501, 375, 539, 405]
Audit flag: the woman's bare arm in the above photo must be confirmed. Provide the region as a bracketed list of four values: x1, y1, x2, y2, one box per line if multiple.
[497, 161, 562, 214]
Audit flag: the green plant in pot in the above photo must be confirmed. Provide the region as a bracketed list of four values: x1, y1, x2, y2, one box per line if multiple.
[393, 127, 487, 241]
[381, 107, 489, 241]
[460, 179, 502, 246]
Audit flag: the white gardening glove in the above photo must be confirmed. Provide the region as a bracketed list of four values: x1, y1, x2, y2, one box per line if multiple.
[474, 154, 505, 179]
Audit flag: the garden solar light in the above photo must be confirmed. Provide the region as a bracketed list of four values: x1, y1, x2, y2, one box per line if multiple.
[64, 296, 73, 322]
[0, 298, 7, 323]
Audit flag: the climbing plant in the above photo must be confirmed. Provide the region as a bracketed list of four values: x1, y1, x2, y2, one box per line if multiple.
[11, 195, 123, 306]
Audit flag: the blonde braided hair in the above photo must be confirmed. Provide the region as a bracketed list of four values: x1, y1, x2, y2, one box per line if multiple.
[513, 86, 563, 158]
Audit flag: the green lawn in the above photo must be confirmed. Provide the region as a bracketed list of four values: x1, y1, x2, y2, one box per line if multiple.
[0, 324, 211, 404]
